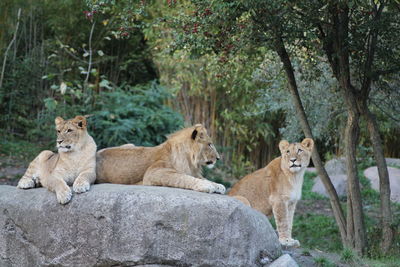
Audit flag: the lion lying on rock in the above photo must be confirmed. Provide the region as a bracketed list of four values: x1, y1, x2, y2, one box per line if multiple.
[228, 138, 314, 247]
[17, 116, 97, 204]
[96, 124, 225, 194]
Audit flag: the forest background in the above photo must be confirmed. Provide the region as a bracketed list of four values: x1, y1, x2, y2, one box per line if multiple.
[1, 0, 400, 265]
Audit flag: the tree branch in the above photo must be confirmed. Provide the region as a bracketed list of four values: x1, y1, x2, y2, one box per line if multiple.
[85, 21, 96, 88]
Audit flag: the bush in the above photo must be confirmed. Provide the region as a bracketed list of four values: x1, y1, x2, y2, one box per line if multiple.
[91, 82, 184, 148]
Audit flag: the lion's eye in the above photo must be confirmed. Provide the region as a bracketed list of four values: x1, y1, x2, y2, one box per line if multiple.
[67, 129, 73, 133]
[286, 150, 290, 154]
[298, 149, 303, 154]
[57, 130, 60, 133]
[208, 143, 212, 147]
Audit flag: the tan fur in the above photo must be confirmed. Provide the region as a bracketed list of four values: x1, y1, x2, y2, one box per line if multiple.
[96, 124, 225, 193]
[17, 116, 97, 204]
[228, 138, 314, 247]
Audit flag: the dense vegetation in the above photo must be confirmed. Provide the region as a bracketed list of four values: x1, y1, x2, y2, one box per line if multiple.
[1, 0, 400, 263]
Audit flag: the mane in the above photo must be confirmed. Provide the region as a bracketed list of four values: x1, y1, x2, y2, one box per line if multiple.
[166, 126, 194, 141]
[165, 126, 202, 175]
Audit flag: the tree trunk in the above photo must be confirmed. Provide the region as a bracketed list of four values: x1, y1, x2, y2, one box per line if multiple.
[272, 35, 348, 245]
[343, 105, 366, 255]
[360, 103, 393, 252]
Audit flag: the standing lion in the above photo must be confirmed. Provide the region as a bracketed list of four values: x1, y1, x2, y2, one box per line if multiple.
[228, 138, 314, 247]
[96, 124, 225, 194]
[17, 116, 97, 204]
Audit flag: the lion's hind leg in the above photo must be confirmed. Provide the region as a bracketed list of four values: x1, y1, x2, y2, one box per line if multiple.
[231, 195, 252, 207]
[17, 150, 53, 189]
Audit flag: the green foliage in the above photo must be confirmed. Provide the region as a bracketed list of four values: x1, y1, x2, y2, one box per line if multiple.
[293, 214, 342, 252]
[0, 136, 50, 161]
[302, 171, 326, 200]
[0, 0, 157, 139]
[340, 248, 355, 262]
[314, 256, 335, 267]
[91, 82, 183, 148]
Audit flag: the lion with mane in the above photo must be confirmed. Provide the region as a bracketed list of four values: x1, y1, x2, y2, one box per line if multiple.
[96, 124, 225, 193]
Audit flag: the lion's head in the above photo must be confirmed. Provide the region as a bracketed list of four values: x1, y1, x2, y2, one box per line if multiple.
[55, 115, 88, 153]
[279, 138, 314, 173]
[167, 124, 220, 170]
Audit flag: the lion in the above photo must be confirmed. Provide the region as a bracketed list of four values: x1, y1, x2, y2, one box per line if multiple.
[17, 116, 97, 204]
[228, 138, 314, 247]
[96, 124, 225, 193]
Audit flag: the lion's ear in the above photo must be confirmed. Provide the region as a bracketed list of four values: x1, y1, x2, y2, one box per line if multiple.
[55, 117, 64, 126]
[192, 124, 206, 140]
[72, 115, 87, 129]
[301, 138, 314, 151]
[191, 129, 198, 140]
[279, 140, 290, 153]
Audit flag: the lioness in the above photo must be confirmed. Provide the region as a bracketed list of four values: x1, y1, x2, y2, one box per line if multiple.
[96, 124, 225, 193]
[228, 138, 314, 247]
[17, 116, 97, 204]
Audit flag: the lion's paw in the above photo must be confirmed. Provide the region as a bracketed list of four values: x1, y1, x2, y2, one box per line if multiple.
[73, 180, 90, 193]
[17, 178, 35, 189]
[194, 180, 215, 193]
[56, 187, 72, 205]
[213, 183, 226, 194]
[279, 237, 300, 247]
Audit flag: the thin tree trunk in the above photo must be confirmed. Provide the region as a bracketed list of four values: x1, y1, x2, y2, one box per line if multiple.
[343, 105, 366, 255]
[273, 35, 348, 245]
[361, 104, 393, 252]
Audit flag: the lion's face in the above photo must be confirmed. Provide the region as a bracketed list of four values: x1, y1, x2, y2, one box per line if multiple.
[191, 124, 220, 169]
[201, 143, 220, 169]
[55, 116, 87, 153]
[279, 138, 314, 173]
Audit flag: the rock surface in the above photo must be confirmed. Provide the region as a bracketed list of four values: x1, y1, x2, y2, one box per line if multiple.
[268, 254, 298, 267]
[312, 174, 347, 198]
[311, 158, 347, 197]
[0, 184, 282, 267]
[324, 158, 347, 176]
[364, 166, 400, 203]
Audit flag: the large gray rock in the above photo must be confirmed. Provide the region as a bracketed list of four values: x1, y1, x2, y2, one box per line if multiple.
[324, 158, 347, 176]
[0, 184, 281, 267]
[311, 158, 348, 198]
[268, 254, 298, 267]
[386, 158, 400, 167]
[364, 166, 400, 203]
[312, 174, 347, 198]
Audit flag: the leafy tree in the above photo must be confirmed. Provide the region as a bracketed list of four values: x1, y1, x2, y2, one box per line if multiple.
[164, 0, 399, 255]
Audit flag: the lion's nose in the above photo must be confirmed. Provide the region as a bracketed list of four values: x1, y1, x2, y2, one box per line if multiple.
[57, 140, 63, 144]
[290, 158, 296, 163]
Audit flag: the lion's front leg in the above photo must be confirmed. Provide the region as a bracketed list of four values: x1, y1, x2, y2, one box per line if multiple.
[143, 168, 225, 194]
[73, 169, 96, 194]
[41, 175, 72, 205]
[17, 151, 53, 189]
[287, 201, 300, 246]
[272, 199, 300, 247]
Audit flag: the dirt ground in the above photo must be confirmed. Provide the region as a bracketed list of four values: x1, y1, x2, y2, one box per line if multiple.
[0, 154, 27, 186]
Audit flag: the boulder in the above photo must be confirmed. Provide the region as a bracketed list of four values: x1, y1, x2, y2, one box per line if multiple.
[268, 254, 298, 267]
[364, 166, 400, 203]
[324, 158, 347, 176]
[312, 174, 347, 198]
[386, 158, 400, 167]
[0, 184, 281, 267]
[311, 158, 348, 198]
